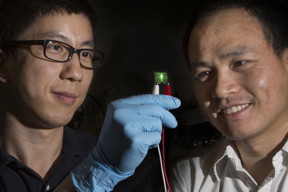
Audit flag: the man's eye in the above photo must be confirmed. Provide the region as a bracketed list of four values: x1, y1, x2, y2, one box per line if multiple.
[51, 45, 61, 50]
[195, 71, 211, 81]
[233, 60, 248, 67]
[81, 51, 93, 58]
[46, 44, 64, 53]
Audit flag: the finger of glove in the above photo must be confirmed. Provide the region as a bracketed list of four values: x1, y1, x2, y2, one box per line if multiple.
[115, 94, 181, 110]
[120, 116, 163, 134]
[110, 132, 161, 173]
[114, 105, 178, 128]
[94, 131, 161, 173]
[129, 131, 161, 150]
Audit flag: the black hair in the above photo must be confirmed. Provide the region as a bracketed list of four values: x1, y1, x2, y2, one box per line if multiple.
[183, 0, 288, 64]
[0, 0, 96, 46]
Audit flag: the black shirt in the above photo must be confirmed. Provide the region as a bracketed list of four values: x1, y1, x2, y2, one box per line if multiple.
[0, 126, 97, 192]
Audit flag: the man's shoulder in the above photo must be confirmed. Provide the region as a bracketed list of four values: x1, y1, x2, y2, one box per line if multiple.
[174, 137, 228, 173]
[170, 139, 228, 191]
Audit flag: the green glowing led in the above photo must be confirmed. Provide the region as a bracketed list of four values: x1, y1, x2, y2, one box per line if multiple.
[154, 72, 168, 84]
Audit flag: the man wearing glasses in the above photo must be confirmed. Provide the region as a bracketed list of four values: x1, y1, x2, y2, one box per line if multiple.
[3, 40, 104, 70]
[0, 0, 180, 191]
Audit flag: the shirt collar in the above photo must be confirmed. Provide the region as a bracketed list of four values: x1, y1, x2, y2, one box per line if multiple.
[213, 138, 288, 182]
[281, 139, 288, 153]
[0, 146, 14, 167]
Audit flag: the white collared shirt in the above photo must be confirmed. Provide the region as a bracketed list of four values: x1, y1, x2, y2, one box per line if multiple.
[170, 138, 288, 192]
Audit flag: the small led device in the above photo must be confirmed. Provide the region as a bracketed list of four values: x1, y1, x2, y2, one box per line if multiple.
[154, 71, 169, 85]
[153, 71, 172, 192]
[153, 71, 171, 95]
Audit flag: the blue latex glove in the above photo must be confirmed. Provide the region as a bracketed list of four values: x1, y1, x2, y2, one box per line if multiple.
[71, 94, 181, 192]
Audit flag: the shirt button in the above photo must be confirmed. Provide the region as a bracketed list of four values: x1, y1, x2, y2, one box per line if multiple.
[281, 167, 286, 172]
[45, 184, 50, 191]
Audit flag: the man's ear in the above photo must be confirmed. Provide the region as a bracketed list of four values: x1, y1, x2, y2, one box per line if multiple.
[0, 49, 10, 83]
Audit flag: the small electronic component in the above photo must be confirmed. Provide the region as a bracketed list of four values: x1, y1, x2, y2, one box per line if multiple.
[153, 71, 171, 96]
[154, 71, 169, 85]
[153, 71, 172, 192]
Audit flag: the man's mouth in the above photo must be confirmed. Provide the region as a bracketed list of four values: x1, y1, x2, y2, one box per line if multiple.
[220, 104, 250, 115]
[53, 92, 79, 105]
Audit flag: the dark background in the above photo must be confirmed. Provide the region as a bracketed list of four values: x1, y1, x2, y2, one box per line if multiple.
[88, 0, 197, 106]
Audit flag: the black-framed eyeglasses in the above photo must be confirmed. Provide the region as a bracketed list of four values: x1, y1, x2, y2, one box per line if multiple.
[2, 39, 104, 69]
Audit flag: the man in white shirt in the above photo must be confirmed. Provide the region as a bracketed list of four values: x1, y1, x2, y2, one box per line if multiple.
[170, 0, 288, 191]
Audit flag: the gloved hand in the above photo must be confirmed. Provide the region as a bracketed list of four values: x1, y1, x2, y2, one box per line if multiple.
[71, 94, 181, 192]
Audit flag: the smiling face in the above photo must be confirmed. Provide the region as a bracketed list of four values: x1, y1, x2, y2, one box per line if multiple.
[1, 12, 94, 129]
[188, 8, 288, 140]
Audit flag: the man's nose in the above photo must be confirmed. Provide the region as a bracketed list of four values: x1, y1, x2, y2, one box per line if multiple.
[59, 53, 83, 82]
[211, 71, 240, 99]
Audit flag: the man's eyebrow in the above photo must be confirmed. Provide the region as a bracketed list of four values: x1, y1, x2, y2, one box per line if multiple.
[80, 40, 94, 47]
[188, 61, 210, 71]
[219, 46, 253, 60]
[37, 31, 94, 47]
[189, 47, 253, 69]
[37, 32, 69, 41]
[190, 61, 209, 68]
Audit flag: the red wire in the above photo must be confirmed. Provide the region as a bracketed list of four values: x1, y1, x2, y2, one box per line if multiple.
[162, 84, 172, 192]
[164, 84, 172, 96]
